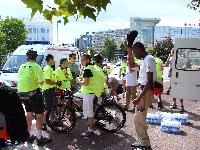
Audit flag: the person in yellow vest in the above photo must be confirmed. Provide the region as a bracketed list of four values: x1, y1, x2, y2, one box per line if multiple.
[18, 49, 52, 146]
[77, 53, 105, 137]
[42, 54, 57, 130]
[94, 53, 108, 101]
[155, 52, 164, 109]
[55, 58, 73, 104]
[120, 57, 128, 98]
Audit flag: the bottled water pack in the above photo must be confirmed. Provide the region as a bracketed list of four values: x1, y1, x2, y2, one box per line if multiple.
[160, 118, 181, 133]
[170, 113, 188, 125]
[146, 112, 188, 126]
[146, 113, 161, 125]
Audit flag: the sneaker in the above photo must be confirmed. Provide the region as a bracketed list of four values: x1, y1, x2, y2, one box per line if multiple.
[81, 131, 94, 137]
[42, 123, 47, 131]
[180, 105, 185, 112]
[131, 141, 141, 148]
[27, 135, 36, 144]
[36, 136, 52, 146]
[170, 103, 177, 109]
[158, 102, 164, 109]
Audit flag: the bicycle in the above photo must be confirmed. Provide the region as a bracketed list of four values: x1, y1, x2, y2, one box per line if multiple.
[46, 89, 126, 134]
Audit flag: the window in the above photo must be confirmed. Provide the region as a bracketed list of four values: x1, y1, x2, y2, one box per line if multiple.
[47, 29, 49, 33]
[28, 28, 32, 33]
[176, 48, 200, 70]
[33, 28, 36, 33]
[41, 28, 45, 33]
[42, 36, 46, 41]
[2, 55, 44, 73]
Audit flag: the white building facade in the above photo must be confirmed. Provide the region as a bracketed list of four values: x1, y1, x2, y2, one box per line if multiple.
[92, 28, 130, 51]
[24, 20, 53, 44]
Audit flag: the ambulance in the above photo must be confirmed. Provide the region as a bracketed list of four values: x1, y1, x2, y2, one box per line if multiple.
[170, 38, 200, 100]
[0, 44, 81, 89]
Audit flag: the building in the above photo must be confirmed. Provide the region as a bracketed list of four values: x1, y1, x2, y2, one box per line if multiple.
[24, 20, 53, 44]
[154, 26, 200, 42]
[130, 17, 160, 47]
[75, 34, 93, 52]
[91, 28, 130, 52]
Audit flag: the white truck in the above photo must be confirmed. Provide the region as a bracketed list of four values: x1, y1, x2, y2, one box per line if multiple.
[170, 38, 200, 100]
[0, 44, 81, 89]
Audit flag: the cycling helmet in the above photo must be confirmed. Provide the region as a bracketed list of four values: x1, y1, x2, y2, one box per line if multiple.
[94, 53, 103, 62]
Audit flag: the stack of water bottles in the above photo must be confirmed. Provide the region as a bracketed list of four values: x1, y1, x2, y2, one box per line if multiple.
[146, 112, 188, 133]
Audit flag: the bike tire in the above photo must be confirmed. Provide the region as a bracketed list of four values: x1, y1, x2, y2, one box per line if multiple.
[94, 102, 126, 133]
[46, 104, 76, 133]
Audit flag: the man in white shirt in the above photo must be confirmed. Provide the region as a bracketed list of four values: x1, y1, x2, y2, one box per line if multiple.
[129, 42, 156, 150]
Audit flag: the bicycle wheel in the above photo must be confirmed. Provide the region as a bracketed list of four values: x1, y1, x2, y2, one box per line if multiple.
[46, 103, 76, 133]
[94, 102, 126, 133]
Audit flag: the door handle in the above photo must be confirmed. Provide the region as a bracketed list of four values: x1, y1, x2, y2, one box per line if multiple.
[176, 72, 179, 78]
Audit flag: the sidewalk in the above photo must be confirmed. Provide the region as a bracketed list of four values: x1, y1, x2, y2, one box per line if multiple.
[14, 82, 200, 150]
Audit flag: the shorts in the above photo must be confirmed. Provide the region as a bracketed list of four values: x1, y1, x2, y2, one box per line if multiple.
[21, 90, 45, 114]
[43, 88, 57, 110]
[82, 94, 95, 119]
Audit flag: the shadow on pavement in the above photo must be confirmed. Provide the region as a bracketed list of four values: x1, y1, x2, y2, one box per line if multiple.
[45, 119, 133, 150]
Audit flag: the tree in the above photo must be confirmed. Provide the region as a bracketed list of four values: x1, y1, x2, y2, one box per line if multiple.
[0, 17, 28, 53]
[187, 0, 200, 12]
[101, 38, 117, 61]
[0, 31, 6, 64]
[118, 42, 127, 57]
[153, 37, 174, 62]
[21, 0, 111, 24]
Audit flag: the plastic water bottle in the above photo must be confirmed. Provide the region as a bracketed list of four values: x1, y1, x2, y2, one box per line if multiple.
[170, 113, 188, 125]
[161, 118, 181, 133]
[146, 113, 161, 125]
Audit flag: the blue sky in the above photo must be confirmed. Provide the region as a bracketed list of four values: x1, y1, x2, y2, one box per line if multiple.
[0, 0, 199, 43]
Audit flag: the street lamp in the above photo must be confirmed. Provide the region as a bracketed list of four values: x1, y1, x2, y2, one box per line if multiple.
[57, 20, 61, 44]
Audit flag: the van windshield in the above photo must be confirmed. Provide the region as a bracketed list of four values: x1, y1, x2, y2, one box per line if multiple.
[1, 55, 44, 73]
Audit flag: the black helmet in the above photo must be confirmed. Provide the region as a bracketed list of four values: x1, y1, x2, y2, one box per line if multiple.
[26, 49, 38, 60]
[94, 53, 103, 62]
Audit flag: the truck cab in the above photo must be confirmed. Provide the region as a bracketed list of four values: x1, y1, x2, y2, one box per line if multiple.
[170, 38, 200, 100]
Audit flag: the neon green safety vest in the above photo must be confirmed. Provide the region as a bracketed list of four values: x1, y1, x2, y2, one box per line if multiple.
[120, 62, 127, 74]
[155, 57, 163, 79]
[55, 67, 73, 90]
[18, 62, 44, 92]
[42, 65, 56, 90]
[81, 65, 105, 97]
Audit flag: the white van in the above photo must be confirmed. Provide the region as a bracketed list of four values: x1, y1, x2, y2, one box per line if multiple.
[170, 38, 200, 100]
[0, 44, 81, 89]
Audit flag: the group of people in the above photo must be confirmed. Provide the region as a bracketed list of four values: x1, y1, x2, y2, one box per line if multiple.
[17, 51, 78, 146]
[17, 49, 109, 146]
[1, 38, 186, 150]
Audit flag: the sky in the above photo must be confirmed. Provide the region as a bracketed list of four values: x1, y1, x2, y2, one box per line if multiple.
[0, 0, 199, 44]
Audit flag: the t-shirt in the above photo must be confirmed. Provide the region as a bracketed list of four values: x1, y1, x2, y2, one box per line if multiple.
[18, 62, 44, 92]
[155, 57, 163, 79]
[126, 67, 138, 86]
[68, 63, 79, 78]
[83, 69, 93, 78]
[42, 65, 55, 90]
[55, 67, 73, 90]
[138, 55, 157, 86]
